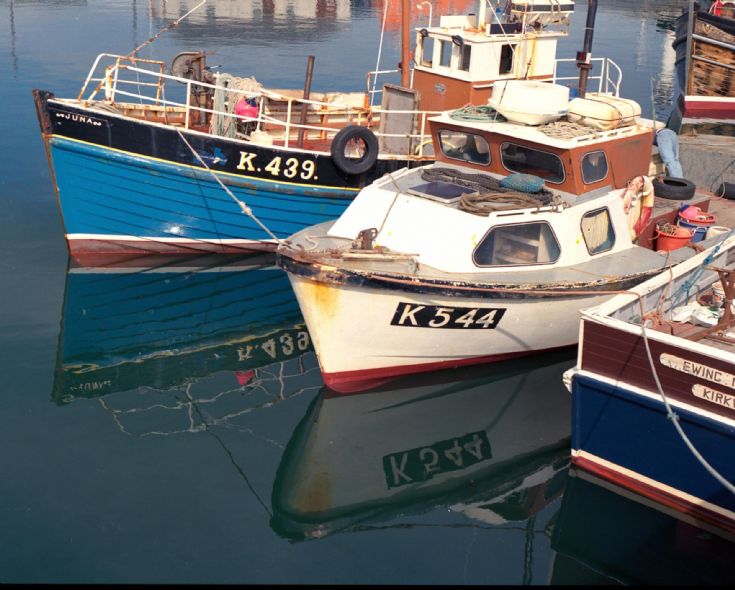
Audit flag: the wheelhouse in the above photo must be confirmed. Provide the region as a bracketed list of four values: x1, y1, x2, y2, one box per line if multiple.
[427, 115, 653, 196]
[411, 1, 575, 111]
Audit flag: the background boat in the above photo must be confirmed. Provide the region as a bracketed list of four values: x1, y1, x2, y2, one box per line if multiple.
[668, 0, 735, 193]
[566, 234, 735, 537]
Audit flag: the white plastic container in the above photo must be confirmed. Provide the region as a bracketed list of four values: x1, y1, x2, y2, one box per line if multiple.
[488, 80, 570, 126]
[567, 93, 641, 131]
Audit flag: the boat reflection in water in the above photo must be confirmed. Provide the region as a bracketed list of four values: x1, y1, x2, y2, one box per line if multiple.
[52, 253, 321, 431]
[271, 350, 574, 542]
[551, 467, 735, 585]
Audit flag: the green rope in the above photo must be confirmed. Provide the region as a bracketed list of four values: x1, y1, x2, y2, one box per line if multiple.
[449, 105, 506, 123]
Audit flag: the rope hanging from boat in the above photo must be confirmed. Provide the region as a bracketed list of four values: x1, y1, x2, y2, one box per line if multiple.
[637, 304, 735, 497]
[369, 0, 390, 109]
[127, 0, 208, 58]
[83, 1, 208, 102]
[174, 128, 282, 244]
[670, 228, 735, 309]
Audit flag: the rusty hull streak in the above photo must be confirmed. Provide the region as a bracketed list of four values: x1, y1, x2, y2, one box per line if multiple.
[277, 246, 660, 300]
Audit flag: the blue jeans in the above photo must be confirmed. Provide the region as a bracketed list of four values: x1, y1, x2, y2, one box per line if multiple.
[656, 128, 684, 178]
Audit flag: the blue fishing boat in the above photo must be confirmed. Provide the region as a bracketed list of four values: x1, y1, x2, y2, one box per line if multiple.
[565, 234, 735, 537]
[32, 1, 595, 258]
[53, 253, 316, 405]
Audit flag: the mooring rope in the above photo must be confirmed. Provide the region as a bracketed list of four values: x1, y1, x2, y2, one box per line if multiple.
[175, 128, 282, 243]
[637, 306, 735, 496]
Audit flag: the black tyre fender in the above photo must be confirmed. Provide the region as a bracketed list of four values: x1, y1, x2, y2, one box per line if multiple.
[652, 176, 696, 200]
[330, 125, 379, 176]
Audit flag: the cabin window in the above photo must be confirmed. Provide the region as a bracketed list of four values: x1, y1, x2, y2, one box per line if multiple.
[438, 130, 490, 165]
[581, 151, 609, 184]
[421, 37, 434, 67]
[459, 44, 471, 72]
[473, 222, 561, 267]
[581, 208, 615, 254]
[439, 40, 452, 68]
[499, 44, 515, 75]
[500, 142, 565, 183]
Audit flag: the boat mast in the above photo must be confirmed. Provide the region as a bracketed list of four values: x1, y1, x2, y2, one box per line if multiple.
[576, 0, 598, 98]
[402, 0, 411, 87]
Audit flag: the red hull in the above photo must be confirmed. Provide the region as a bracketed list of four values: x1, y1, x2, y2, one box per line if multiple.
[322, 344, 574, 394]
[572, 454, 735, 536]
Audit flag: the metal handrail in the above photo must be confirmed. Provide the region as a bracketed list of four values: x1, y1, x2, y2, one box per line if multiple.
[552, 57, 622, 96]
[76, 52, 625, 155]
[77, 54, 441, 150]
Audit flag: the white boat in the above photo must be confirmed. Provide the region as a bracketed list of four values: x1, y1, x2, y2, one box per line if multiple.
[276, 7, 735, 393]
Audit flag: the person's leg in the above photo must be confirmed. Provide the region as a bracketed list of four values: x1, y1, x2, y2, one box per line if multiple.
[656, 129, 684, 178]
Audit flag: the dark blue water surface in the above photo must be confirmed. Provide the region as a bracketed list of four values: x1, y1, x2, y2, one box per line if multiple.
[2, 0, 734, 584]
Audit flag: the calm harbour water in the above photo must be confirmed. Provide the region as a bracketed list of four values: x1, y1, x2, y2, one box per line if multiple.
[1, 0, 734, 584]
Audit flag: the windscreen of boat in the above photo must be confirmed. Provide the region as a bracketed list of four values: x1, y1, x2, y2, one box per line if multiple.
[438, 130, 490, 165]
[473, 222, 561, 267]
[500, 142, 564, 183]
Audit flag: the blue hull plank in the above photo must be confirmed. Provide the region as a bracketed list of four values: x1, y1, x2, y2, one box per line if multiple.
[571, 374, 735, 516]
[51, 137, 352, 247]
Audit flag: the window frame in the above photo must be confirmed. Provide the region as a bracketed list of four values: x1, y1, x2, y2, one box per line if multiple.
[580, 207, 616, 255]
[438, 39, 452, 68]
[499, 44, 516, 75]
[580, 150, 609, 185]
[458, 43, 471, 72]
[500, 141, 566, 184]
[472, 221, 562, 268]
[437, 129, 491, 166]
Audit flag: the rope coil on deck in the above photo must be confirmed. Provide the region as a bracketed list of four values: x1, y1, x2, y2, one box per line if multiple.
[537, 120, 603, 139]
[449, 104, 507, 123]
[420, 167, 557, 215]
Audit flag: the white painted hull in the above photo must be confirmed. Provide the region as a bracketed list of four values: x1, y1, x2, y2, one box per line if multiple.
[288, 273, 608, 392]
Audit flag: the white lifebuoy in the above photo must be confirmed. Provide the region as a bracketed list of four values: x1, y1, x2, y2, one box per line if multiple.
[621, 176, 654, 240]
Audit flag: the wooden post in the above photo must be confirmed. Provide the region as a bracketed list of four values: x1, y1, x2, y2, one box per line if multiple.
[298, 55, 315, 148]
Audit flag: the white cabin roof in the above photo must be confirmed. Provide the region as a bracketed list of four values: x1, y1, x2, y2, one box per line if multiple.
[429, 111, 653, 150]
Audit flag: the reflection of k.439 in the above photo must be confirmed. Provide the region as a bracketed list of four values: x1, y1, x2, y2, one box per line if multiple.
[391, 302, 506, 329]
[236, 330, 311, 363]
[236, 151, 317, 181]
